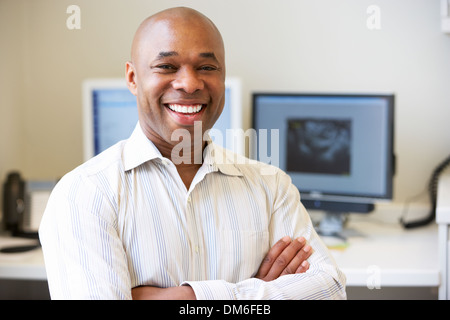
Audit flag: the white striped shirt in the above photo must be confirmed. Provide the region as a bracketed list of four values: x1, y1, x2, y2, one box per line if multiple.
[39, 123, 346, 300]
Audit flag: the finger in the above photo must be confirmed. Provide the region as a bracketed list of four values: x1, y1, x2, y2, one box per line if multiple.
[255, 236, 291, 279]
[281, 243, 313, 276]
[264, 237, 306, 280]
[295, 260, 310, 274]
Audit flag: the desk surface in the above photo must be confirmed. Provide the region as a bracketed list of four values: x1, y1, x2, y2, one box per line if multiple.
[328, 213, 439, 287]
[324, 213, 440, 287]
[0, 209, 440, 287]
[0, 237, 46, 280]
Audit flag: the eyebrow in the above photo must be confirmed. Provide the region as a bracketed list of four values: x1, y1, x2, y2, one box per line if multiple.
[155, 51, 219, 62]
[199, 52, 218, 62]
[156, 51, 178, 60]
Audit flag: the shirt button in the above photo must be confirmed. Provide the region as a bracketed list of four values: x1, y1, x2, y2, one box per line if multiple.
[187, 195, 191, 203]
[195, 245, 200, 253]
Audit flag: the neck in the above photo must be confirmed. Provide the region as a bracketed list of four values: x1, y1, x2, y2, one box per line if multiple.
[140, 123, 208, 190]
[171, 144, 204, 191]
[151, 136, 206, 190]
[155, 134, 205, 164]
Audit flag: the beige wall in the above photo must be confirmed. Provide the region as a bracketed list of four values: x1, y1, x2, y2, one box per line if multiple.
[0, 1, 26, 178]
[1, 0, 450, 206]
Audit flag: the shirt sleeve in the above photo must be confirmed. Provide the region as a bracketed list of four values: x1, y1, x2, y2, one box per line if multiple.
[39, 172, 132, 299]
[183, 170, 347, 300]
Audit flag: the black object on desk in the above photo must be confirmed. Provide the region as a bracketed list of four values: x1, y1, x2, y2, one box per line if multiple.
[0, 243, 40, 253]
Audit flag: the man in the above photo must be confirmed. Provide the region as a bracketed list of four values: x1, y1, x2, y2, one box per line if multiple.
[39, 7, 346, 300]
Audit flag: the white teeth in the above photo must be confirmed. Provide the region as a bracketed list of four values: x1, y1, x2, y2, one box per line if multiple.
[168, 104, 203, 114]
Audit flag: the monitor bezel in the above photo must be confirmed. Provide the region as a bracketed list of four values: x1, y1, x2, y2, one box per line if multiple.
[251, 92, 395, 204]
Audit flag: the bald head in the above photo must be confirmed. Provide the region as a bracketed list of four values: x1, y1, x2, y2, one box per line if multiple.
[131, 7, 225, 65]
[125, 7, 227, 154]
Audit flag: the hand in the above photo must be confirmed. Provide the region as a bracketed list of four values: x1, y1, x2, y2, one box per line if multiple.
[132, 285, 196, 300]
[255, 236, 312, 282]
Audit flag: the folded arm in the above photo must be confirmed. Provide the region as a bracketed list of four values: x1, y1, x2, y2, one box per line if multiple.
[132, 236, 313, 300]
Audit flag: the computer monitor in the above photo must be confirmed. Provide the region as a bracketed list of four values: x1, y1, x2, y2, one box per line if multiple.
[252, 93, 395, 235]
[82, 77, 243, 161]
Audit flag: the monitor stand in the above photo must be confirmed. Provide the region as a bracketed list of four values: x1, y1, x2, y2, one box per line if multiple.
[317, 212, 348, 240]
[316, 211, 366, 240]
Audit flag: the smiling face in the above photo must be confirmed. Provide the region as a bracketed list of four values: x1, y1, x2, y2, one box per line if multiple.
[126, 8, 226, 157]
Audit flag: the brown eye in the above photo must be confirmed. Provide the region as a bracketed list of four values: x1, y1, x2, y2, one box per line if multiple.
[152, 64, 178, 73]
[198, 65, 217, 71]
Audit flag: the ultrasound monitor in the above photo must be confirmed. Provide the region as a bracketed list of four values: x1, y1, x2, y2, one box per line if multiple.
[82, 77, 243, 161]
[252, 93, 395, 235]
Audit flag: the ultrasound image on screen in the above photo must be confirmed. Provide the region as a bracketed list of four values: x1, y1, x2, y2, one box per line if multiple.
[287, 118, 352, 175]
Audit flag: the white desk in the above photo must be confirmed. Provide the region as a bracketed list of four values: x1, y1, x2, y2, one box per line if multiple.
[327, 214, 439, 288]
[0, 207, 441, 299]
[0, 237, 46, 280]
[437, 174, 450, 300]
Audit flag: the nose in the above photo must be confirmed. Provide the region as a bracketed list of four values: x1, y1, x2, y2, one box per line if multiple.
[172, 67, 204, 94]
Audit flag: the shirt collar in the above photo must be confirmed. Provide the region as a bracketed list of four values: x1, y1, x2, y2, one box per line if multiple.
[203, 133, 243, 177]
[123, 123, 243, 177]
[123, 123, 163, 171]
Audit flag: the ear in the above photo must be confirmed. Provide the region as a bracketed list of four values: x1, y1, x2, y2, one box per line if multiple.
[125, 61, 138, 96]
